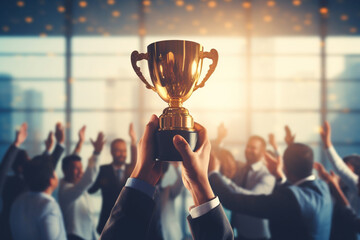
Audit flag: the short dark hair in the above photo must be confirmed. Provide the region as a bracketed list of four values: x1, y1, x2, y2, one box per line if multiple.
[23, 155, 54, 192]
[344, 155, 360, 176]
[12, 149, 29, 174]
[248, 135, 266, 149]
[283, 143, 314, 179]
[111, 138, 126, 149]
[62, 154, 81, 172]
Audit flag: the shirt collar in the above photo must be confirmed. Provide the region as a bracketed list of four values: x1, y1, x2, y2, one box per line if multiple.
[250, 160, 263, 171]
[112, 163, 126, 171]
[293, 175, 316, 186]
[30, 191, 55, 201]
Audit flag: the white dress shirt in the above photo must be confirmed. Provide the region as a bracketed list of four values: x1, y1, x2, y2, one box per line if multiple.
[10, 191, 66, 240]
[325, 146, 360, 228]
[58, 154, 100, 240]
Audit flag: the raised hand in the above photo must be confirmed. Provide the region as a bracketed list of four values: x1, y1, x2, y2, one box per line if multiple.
[14, 122, 28, 147]
[173, 122, 215, 206]
[55, 122, 65, 144]
[90, 132, 106, 154]
[314, 162, 340, 187]
[319, 121, 332, 148]
[264, 152, 285, 179]
[284, 125, 295, 146]
[44, 131, 54, 152]
[268, 133, 278, 151]
[129, 123, 137, 145]
[78, 125, 86, 143]
[130, 115, 163, 186]
[73, 125, 86, 154]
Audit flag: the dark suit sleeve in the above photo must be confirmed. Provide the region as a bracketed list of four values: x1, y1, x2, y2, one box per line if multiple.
[88, 167, 102, 194]
[99, 187, 155, 240]
[209, 173, 297, 220]
[337, 204, 360, 233]
[50, 144, 64, 169]
[187, 204, 234, 240]
[0, 145, 19, 196]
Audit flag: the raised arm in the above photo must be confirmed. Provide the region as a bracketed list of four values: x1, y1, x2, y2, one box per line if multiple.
[0, 123, 27, 195]
[52, 122, 65, 168]
[320, 121, 358, 189]
[284, 125, 295, 147]
[269, 133, 280, 157]
[60, 132, 105, 203]
[73, 125, 86, 155]
[173, 122, 234, 240]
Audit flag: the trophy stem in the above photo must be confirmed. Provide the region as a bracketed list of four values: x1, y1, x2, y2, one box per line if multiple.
[169, 98, 182, 108]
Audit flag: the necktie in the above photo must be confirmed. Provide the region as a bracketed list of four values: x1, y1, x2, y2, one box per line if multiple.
[239, 164, 252, 188]
[116, 168, 124, 183]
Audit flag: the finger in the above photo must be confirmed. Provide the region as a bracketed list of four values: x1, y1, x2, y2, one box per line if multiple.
[142, 114, 159, 142]
[285, 125, 290, 135]
[330, 170, 336, 177]
[90, 138, 95, 145]
[324, 121, 330, 132]
[173, 135, 193, 162]
[22, 122, 28, 131]
[194, 122, 209, 151]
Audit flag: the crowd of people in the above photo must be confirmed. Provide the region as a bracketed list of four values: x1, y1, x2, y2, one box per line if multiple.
[0, 115, 360, 240]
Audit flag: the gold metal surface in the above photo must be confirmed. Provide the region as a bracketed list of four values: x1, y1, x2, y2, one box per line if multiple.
[131, 40, 218, 131]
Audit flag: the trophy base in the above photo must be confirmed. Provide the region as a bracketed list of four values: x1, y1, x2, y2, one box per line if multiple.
[155, 130, 198, 162]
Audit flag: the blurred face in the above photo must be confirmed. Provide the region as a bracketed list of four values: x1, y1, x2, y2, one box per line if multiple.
[245, 139, 265, 165]
[50, 172, 59, 190]
[65, 161, 83, 184]
[111, 141, 127, 165]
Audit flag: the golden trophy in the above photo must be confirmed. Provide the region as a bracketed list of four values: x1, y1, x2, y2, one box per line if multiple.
[131, 40, 218, 161]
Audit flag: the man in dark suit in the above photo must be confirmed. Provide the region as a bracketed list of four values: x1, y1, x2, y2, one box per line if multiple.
[209, 143, 333, 240]
[88, 123, 137, 234]
[99, 115, 234, 240]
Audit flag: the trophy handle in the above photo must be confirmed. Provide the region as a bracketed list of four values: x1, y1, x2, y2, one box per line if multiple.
[194, 49, 218, 91]
[131, 51, 156, 92]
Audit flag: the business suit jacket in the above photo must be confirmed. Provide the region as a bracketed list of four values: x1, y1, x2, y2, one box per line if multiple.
[210, 174, 333, 240]
[100, 187, 234, 240]
[88, 163, 134, 233]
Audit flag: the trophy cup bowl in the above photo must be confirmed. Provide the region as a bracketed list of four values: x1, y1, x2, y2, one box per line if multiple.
[131, 40, 218, 161]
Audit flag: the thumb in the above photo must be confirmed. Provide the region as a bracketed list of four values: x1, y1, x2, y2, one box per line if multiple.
[173, 135, 193, 162]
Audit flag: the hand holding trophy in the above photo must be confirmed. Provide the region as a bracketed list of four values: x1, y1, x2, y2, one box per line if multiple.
[131, 40, 218, 161]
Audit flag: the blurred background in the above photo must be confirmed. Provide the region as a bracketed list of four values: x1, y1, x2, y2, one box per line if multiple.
[1, 0, 360, 238]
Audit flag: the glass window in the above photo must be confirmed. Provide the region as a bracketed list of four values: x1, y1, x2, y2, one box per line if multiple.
[328, 82, 360, 110]
[327, 56, 360, 80]
[328, 113, 360, 143]
[252, 81, 320, 110]
[73, 80, 139, 109]
[252, 112, 320, 143]
[252, 56, 320, 79]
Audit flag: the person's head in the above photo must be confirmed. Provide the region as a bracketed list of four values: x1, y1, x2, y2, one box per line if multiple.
[245, 136, 266, 165]
[343, 155, 360, 176]
[62, 155, 83, 184]
[111, 139, 127, 165]
[217, 148, 237, 179]
[12, 149, 30, 175]
[23, 155, 57, 193]
[283, 143, 314, 183]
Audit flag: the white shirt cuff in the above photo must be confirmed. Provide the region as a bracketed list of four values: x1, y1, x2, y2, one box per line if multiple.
[189, 196, 220, 219]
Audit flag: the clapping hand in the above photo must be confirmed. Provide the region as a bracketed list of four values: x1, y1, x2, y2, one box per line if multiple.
[284, 125, 295, 146]
[91, 132, 106, 154]
[319, 121, 332, 148]
[14, 123, 28, 147]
